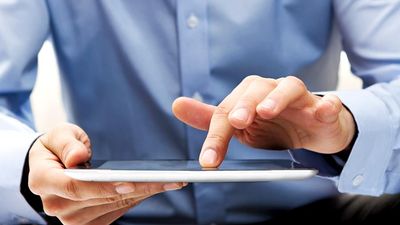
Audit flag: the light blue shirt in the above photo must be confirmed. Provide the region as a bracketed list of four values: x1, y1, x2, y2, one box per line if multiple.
[1, 0, 400, 224]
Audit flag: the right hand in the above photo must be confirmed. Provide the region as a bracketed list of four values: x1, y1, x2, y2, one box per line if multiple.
[28, 123, 187, 225]
[173, 76, 355, 168]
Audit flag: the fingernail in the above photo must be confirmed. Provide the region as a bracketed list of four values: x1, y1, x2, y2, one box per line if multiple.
[116, 184, 135, 194]
[231, 108, 249, 122]
[163, 183, 182, 191]
[260, 99, 276, 111]
[201, 149, 217, 166]
[182, 182, 189, 187]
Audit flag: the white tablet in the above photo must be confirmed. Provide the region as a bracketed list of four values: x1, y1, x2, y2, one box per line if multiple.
[64, 160, 318, 182]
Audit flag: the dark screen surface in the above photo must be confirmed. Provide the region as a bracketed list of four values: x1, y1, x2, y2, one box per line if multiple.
[77, 160, 311, 171]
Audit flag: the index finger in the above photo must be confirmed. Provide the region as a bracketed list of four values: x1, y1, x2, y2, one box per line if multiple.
[199, 76, 255, 167]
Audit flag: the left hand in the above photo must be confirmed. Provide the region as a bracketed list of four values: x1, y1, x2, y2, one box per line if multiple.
[28, 123, 187, 225]
[173, 75, 356, 168]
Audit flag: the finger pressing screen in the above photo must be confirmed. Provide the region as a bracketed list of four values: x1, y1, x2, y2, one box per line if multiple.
[200, 76, 254, 168]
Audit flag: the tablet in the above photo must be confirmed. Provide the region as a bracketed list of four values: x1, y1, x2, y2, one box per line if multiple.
[64, 160, 318, 182]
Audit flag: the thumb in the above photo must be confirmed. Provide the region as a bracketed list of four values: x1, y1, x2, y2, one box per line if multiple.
[172, 97, 215, 131]
[41, 123, 91, 168]
[315, 94, 343, 124]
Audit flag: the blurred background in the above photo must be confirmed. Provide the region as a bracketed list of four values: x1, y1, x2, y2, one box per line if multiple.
[31, 41, 363, 132]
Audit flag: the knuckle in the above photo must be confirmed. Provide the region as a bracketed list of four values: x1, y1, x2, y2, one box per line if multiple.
[96, 184, 114, 197]
[60, 142, 73, 162]
[326, 94, 341, 103]
[141, 184, 153, 195]
[72, 125, 90, 143]
[28, 174, 42, 196]
[79, 133, 91, 148]
[325, 94, 343, 111]
[116, 198, 136, 209]
[69, 123, 82, 131]
[286, 76, 306, 91]
[63, 179, 80, 200]
[105, 195, 123, 204]
[42, 199, 62, 216]
[214, 105, 230, 117]
[243, 75, 260, 83]
[53, 123, 88, 145]
[206, 133, 226, 146]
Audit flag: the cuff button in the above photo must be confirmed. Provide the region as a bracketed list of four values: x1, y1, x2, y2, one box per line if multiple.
[352, 174, 364, 187]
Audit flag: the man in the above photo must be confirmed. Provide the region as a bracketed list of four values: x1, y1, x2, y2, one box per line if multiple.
[1, 0, 399, 224]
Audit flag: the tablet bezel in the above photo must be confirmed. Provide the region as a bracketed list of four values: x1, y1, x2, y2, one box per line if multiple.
[64, 159, 318, 182]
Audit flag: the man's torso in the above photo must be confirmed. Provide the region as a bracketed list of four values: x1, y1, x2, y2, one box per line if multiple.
[46, 1, 341, 224]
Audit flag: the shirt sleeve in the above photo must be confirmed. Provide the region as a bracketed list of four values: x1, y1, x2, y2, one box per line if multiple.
[334, 83, 400, 196]
[292, 0, 400, 196]
[333, 0, 400, 196]
[0, 114, 45, 224]
[0, 0, 49, 223]
[293, 0, 400, 196]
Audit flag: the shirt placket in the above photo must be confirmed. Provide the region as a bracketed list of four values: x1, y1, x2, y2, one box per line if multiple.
[177, 1, 225, 224]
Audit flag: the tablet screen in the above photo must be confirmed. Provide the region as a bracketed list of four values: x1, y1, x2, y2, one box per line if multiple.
[81, 159, 306, 171]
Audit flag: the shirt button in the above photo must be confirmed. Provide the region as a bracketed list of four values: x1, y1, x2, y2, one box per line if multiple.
[192, 91, 204, 102]
[352, 174, 364, 187]
[187, 14, 199, 29]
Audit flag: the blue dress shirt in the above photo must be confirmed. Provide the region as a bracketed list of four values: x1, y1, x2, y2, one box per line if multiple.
[1, 0, 400, 224]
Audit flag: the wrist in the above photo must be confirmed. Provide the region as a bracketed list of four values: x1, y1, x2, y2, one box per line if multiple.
[338, 104, 359, 161]
[20, 136, 44, 214]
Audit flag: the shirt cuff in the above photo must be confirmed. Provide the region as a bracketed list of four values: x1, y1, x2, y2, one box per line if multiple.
[335, 89, 395, 196]
[0, 131, 45, 224]
[289, 149, 343, 178]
